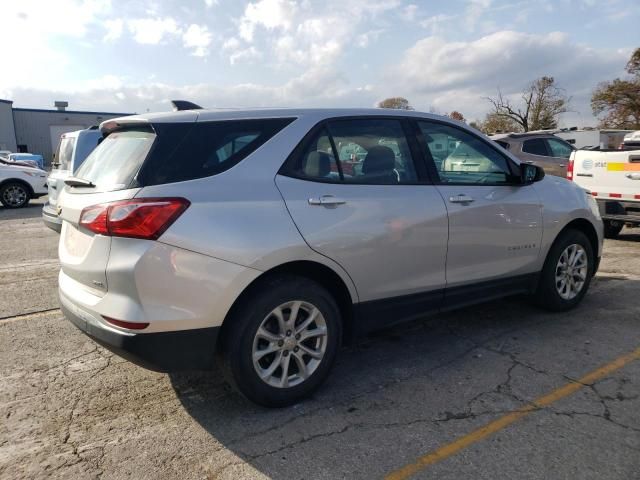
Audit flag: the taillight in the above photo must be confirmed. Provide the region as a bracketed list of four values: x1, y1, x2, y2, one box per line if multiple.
[79, 198, 189, 240]
[566, 156, 574, 181]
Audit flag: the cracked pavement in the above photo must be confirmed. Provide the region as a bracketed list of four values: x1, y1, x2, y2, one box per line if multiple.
[1, 200, 639, 479]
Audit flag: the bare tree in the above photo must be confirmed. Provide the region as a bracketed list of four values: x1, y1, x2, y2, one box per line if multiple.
[377, 97, 414, 110]
[484, 77, 569, 132]
[478, 112, 523, 134]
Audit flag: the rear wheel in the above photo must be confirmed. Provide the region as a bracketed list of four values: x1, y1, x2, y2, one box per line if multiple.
[0, 182, 30, 208]
[221, 275, 342, 407]
[534, 229, 594, 311]
[603, 220, 623, 239]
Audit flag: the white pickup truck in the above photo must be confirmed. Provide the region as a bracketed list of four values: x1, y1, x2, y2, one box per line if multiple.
[568, 131, 640, 238]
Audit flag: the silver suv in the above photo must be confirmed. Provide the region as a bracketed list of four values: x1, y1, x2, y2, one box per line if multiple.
[491, 132, 575, 177]
[57, 109, 603, 407]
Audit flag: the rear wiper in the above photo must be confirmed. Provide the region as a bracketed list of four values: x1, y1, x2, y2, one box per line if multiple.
[64, 176, 96, 188]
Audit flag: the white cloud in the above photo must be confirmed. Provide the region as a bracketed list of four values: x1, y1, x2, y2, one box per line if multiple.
[238, 0, 297, 42]
[183, 24, 213, 56]
[103, 18, 124, 42]
[128, 17, 181, 45]
[388, 30, 630, 121]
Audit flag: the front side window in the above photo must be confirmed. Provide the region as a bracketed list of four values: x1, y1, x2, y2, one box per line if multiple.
[418, 121, 514, 185]
[546, 138, 573, 158]
[288, 118, 418, 185]
[522, 138, 549, 156]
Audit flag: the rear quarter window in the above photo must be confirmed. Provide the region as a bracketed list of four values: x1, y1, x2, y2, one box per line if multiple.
[139, 118, 295, 186]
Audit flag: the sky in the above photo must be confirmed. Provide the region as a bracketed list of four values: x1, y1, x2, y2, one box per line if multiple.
[0, 0, 638, 126]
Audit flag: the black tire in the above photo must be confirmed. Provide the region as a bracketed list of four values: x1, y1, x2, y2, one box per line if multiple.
[0, 182, 31, 208]
[603, 220, 623, 239]
[533, 229, 594, 312]
[220, 275, 342, 407]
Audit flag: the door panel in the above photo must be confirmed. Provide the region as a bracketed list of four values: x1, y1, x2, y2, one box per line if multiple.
[436, 184, 542, 286]
[276, 175, 449, 302]
[415, 119, 544, 290]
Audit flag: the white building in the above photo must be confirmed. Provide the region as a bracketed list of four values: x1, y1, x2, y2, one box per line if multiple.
[555, 129, 633, 150]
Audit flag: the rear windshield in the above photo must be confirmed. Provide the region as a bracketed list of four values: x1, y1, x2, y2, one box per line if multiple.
[74, 129, 155, 191]
[72, 118, 294, 192]
[55, 136, 77, 170]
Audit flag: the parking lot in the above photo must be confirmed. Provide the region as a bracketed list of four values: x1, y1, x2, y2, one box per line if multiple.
[1, 199, 639, 480]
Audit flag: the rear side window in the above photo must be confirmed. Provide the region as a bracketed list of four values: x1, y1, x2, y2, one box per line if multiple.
[522, 138, 549, 156]
[286, 118, 418, 185]
[139, 118, 294, 186]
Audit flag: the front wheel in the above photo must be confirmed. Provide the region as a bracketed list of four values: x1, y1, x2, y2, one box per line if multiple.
[534, 229, 594, 312]
[221, 275, 342, 407]
[0, 182, 30, 208]
[603, 220, 623, 239]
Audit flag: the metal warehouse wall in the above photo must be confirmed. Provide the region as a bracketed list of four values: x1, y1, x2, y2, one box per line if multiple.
[0, 100, 17, 152]
[12, 108, 130, 167]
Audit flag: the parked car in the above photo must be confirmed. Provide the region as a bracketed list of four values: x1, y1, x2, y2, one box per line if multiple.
[491, 132, 575, 177]
[42, 127, 102, 232]
[568, 130, 640, 238]
[7, 153, 45, 170]
[0, 150, 11, 160]
[57, 109, 603, 407]
[0, 162, 47, 208]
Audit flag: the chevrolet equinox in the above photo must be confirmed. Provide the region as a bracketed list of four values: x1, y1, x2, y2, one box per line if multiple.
[57, 109, 603, 407]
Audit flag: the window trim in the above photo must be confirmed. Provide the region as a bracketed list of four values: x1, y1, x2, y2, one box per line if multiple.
[411, 118, 523, 187]
[278, 115, 432, 186]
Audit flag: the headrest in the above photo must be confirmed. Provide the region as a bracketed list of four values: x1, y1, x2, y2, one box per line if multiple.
[362, 145, 396, 173]
[303, 151, 331, 178]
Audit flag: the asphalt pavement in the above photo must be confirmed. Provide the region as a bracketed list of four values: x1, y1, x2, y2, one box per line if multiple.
[1, 198, 639, 479]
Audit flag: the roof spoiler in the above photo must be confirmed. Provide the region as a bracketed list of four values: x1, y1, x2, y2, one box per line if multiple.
[171, 100, 203, 111]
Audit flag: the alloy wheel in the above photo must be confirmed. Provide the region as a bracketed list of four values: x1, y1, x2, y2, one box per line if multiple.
[252, 300, 328, 388]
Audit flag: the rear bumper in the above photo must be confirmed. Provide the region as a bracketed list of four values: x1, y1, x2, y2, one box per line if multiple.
[42, 204, 62, 232]
[60, 290, 219, 372]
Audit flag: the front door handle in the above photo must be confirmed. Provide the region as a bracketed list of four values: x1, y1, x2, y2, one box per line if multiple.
[449, 194, 474, 204]
[308, 195, 346, 206]
[625, 173, 640, 180]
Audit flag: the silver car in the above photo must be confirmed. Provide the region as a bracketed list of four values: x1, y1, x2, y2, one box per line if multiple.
[491, 132, 575, 177]
[57, 109, 603, 407]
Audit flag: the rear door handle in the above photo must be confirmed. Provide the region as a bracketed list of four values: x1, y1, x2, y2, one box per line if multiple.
[449, 194, 474, 204]
[308, 195, 346, 206]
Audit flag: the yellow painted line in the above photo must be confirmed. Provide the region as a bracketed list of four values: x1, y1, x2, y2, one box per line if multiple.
[607, 162, 640, 171]
[385, 347, 640, 480]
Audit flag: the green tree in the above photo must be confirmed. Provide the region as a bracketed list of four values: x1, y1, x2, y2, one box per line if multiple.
[591, 48, 640, 129]
[377, 97, 414, 110]
[485, 76, 569, 131]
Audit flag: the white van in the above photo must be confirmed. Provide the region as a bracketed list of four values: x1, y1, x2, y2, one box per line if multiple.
[42, 127, 102, 232]
[569, 131, 640, 238]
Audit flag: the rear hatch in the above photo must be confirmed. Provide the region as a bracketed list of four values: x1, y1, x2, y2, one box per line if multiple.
[571, 149, 640, 200]
[58, 127, 156, 295]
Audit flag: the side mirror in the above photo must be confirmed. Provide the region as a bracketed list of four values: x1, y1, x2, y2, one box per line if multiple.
[521, 163, 545, 184]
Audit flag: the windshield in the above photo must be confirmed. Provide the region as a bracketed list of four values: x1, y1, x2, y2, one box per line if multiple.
[55, 137, 76, 170]
[74, 129, 156, 192]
